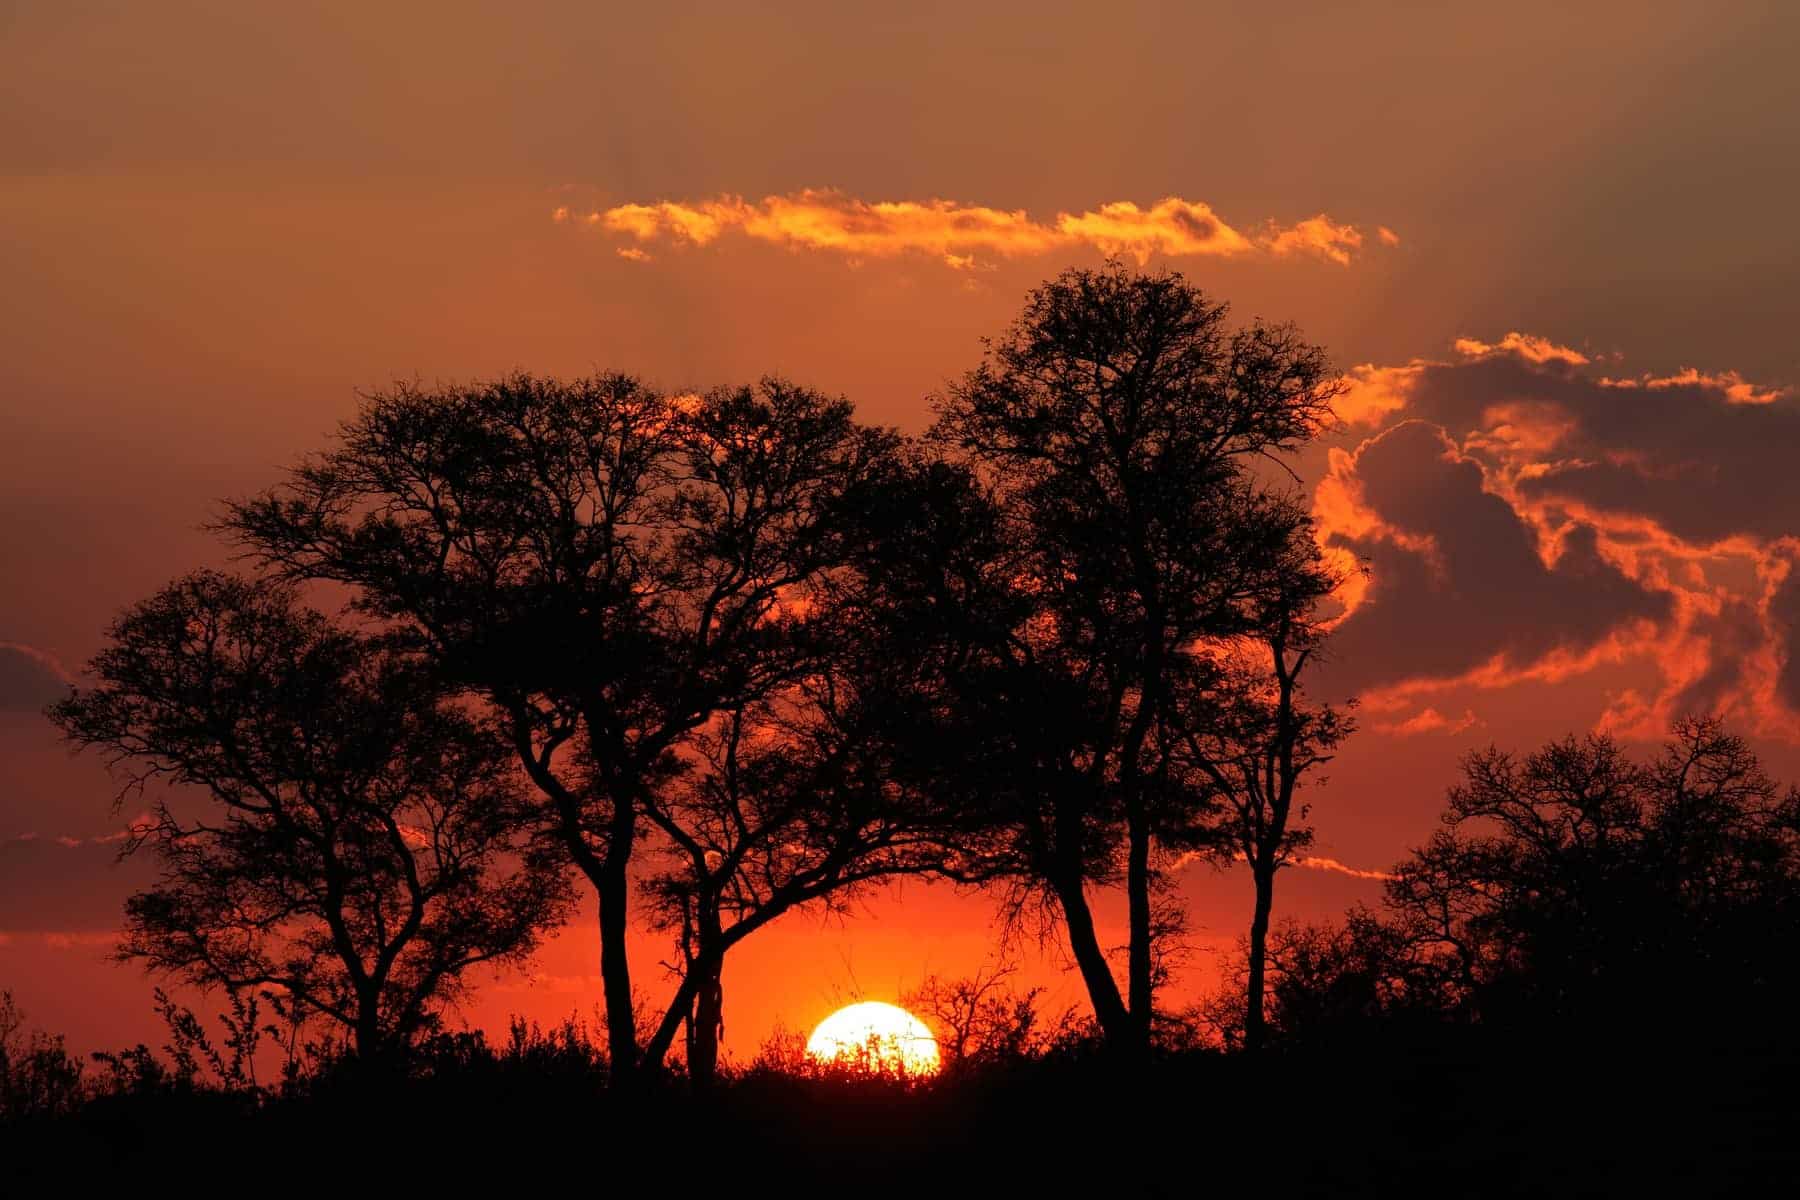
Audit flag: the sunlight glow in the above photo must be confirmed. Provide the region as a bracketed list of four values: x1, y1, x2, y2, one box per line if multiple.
[805, 1001, 941, 1076]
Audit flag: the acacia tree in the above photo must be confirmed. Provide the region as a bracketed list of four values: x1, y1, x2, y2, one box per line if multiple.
[228, 374, 914, 1078]
[1255, 720, 1800, 1046]
[635, 453, 1012, 1084]
[637, 693, 946, 1084]
[1382, 719, 1800, 1026]
[928, 264, 1342, 1049]
[1170, 555, 1352, 1052]
[48, 572, 572, 1062]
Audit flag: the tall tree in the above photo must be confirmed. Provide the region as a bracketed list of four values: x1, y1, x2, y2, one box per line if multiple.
[228, 374, 910, 1078]
[929, 263, 1342, 1049]
[48, 572, 572, 1062]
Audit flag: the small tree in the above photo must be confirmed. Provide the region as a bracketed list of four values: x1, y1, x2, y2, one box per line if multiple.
[49, 572, 573, 1063]
[1169, 558, 1352, 1051]
[902, 963, 1077, 1070]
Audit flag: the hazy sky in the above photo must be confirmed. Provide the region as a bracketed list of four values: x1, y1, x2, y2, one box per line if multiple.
[5, 0, 1800, 1055]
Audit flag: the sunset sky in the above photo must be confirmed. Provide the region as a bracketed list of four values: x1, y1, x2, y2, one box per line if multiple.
[5, 1, 1800, 1057]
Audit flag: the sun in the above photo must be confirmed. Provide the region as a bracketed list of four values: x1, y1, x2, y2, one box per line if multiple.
[805, 1001, 941, 1076]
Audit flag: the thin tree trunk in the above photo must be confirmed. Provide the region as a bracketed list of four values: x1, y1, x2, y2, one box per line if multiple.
[1126, 797, 1154, 1047]
[1245, 862, 1275, 1053]
[598, 822, 639, 1082]
[1054, 875, 1133, 1044]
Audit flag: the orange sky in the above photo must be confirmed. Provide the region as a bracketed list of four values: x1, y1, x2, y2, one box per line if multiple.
[5, 1, 1800, 1060]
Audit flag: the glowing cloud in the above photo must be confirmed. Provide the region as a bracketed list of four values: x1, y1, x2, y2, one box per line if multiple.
[1311, 336, 1800, 740]
[559, 190, 1390, 269]
[1601, 367, 1789, 406]
[1373, 707, 1482, 738]
[1296, 856, 1398, 882]
[1453, 332, 1590, 365]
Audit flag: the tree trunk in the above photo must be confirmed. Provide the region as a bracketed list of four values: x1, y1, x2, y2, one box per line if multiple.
[1053, 874, 1133, 1045]
[353, 1008, 382, 1063]
[598, 828, 639, 1083]
[687, 960, 724, 1089]
[1245, 861, 1275, 1053]
[1126, 797, 1154, 1048]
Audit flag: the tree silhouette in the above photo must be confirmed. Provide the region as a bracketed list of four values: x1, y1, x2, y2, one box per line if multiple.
[1167, 559, 1351, 1051]
[48, 572, 572, 1063]
[227, 375, 920, 1078]
[634, 452, 1015, 1084]
[901, 963, 1077, 1070]
[928, 263, 1343, 1049]
[1261, 719, 1800, 1046]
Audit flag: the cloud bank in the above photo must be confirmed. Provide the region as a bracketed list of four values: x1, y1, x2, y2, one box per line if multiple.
[1315, 337, 1800, 740]
[554, 190, 1382, 269]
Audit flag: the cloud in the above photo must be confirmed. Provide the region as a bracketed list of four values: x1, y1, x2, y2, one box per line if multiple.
[1313, 333, 1800, 737]
[0, 642, 71, 713]
[0, 832, 157, 933]
[0, 935, 119, 949]
[1294, 856, 1396, 882]
[1601, 367, 1788, 407]
[1316, 420, 1671, 697]
[1373, 707, 1482, 738]
[1257, 214, 1364, 266]
[1349, 340, 1800, 546]
[1452, 332, 1589, 365]
[1768, 551, 1800, 712]
[560, 189, 1390, 269]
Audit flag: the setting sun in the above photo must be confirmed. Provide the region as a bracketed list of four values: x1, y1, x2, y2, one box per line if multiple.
[805, 1002, 941, 1076]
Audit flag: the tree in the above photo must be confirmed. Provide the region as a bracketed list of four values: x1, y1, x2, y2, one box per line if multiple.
[634, 452, 1012, 1084]
[1168, 557, 1352, 1051]
[49, 572, 572, 1063]
[928, 263, 1342, 1049]
[1267, 719, 1800, 1046]
[227, 374, 918, 1078]
[901, 963, 1076, 1070]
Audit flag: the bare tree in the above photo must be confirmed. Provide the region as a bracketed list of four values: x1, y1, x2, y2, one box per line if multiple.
[49, 572, 573, 1063]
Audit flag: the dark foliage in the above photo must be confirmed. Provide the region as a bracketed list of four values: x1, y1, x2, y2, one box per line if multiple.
[1240, 719, 1800, 1053]
[48, 573, 574, 1060]
[925, 262, 1346, 1048]
[4, 1016, 1794, 1194]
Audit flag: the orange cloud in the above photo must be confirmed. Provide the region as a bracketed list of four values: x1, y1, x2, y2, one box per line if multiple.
[1258, 214, 1364, 266]
[566, 190, 1389, 269]
[1453, 332, 1589, 365]
[1332, 362, 1424, 428]
[1374, 707, 1481, 738]
[1600, 367, 1789, 406]
[1054, 197, 1254, 260]
[1295, 856, 1396, 882]
[1309, 337, 1800, 740]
